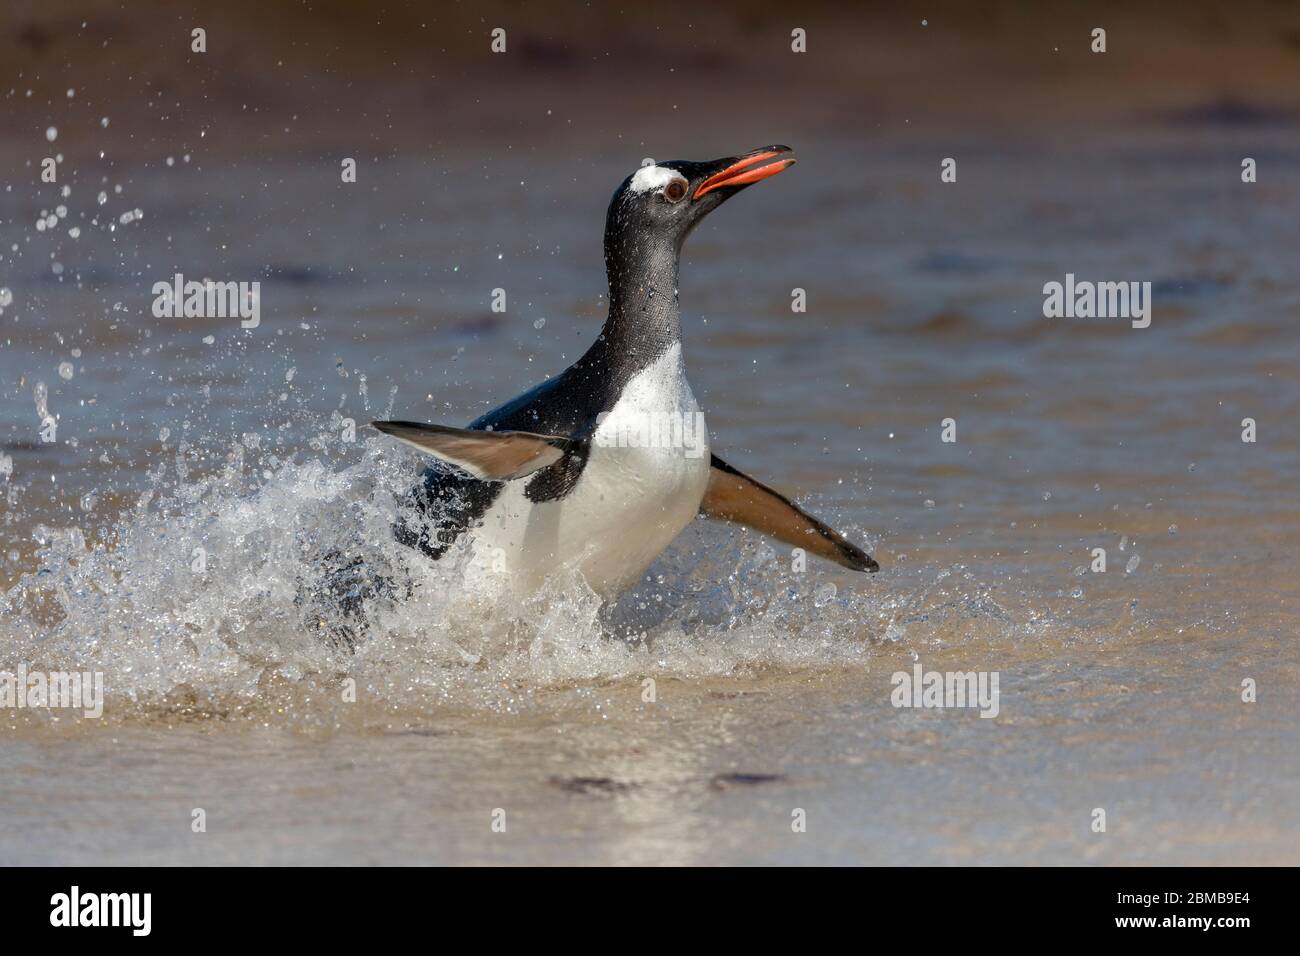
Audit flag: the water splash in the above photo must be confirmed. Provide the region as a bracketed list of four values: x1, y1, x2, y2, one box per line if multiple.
[0, 426, 946, 718]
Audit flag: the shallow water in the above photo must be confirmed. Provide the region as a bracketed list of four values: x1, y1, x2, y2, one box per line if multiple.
[2, 6, 1299, 864]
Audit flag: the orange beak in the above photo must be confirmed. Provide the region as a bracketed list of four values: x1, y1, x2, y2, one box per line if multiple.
[693, 149, 796, 200]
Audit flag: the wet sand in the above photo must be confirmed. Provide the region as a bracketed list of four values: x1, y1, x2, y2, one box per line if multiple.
[6, 628, 1297, 866]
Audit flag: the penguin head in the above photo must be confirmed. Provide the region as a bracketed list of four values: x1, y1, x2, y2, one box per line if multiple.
[604, 146, 795, 259]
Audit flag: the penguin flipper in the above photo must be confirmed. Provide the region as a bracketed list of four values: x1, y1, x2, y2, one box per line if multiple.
[371, 421, 574, 481]
[700, 454, 879, 573]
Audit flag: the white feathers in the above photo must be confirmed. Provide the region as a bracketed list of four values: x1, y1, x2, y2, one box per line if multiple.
[628, 164, 680, 194]
[467, 343, 711, 598]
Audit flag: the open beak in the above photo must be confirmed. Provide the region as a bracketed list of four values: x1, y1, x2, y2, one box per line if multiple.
[693, 145, 796, 200]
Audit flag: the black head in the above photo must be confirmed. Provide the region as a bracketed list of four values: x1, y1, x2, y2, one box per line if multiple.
[603, 145, 796, 264]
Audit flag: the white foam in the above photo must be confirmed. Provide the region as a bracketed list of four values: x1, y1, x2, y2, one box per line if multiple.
[0, 426, 906, 715]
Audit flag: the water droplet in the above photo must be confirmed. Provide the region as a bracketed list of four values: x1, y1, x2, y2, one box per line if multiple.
[45, 126, 58, 142]
[1125, 555, 1140, 574]
[813, 582, 837, 607]
[57, 362, 74, 380]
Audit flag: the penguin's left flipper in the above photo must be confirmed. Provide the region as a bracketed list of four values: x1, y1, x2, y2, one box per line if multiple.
[371, 421, 576, 481]
[700, 454, 879, 572]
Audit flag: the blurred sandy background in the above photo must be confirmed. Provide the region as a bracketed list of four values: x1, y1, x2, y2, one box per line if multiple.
[4, 1, 1300, 154]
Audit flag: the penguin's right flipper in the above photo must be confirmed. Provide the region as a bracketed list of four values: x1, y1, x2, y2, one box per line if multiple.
[700, 454, 879, 573]
[371, 421, 575, 481]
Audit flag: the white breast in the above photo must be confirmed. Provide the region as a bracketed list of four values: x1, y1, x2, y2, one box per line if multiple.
[465, 344, 710, 598]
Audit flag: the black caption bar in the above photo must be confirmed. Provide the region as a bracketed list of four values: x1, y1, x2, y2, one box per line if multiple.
[0, 866, 1281, 941]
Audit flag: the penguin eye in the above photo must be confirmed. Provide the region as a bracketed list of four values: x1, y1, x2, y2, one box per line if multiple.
[663, 178, 688, 202]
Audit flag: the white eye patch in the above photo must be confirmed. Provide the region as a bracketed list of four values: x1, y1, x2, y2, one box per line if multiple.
[628, 164, 681, 194]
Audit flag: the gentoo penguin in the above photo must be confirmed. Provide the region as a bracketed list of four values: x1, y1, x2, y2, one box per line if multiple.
[372, 145, 877, 600]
